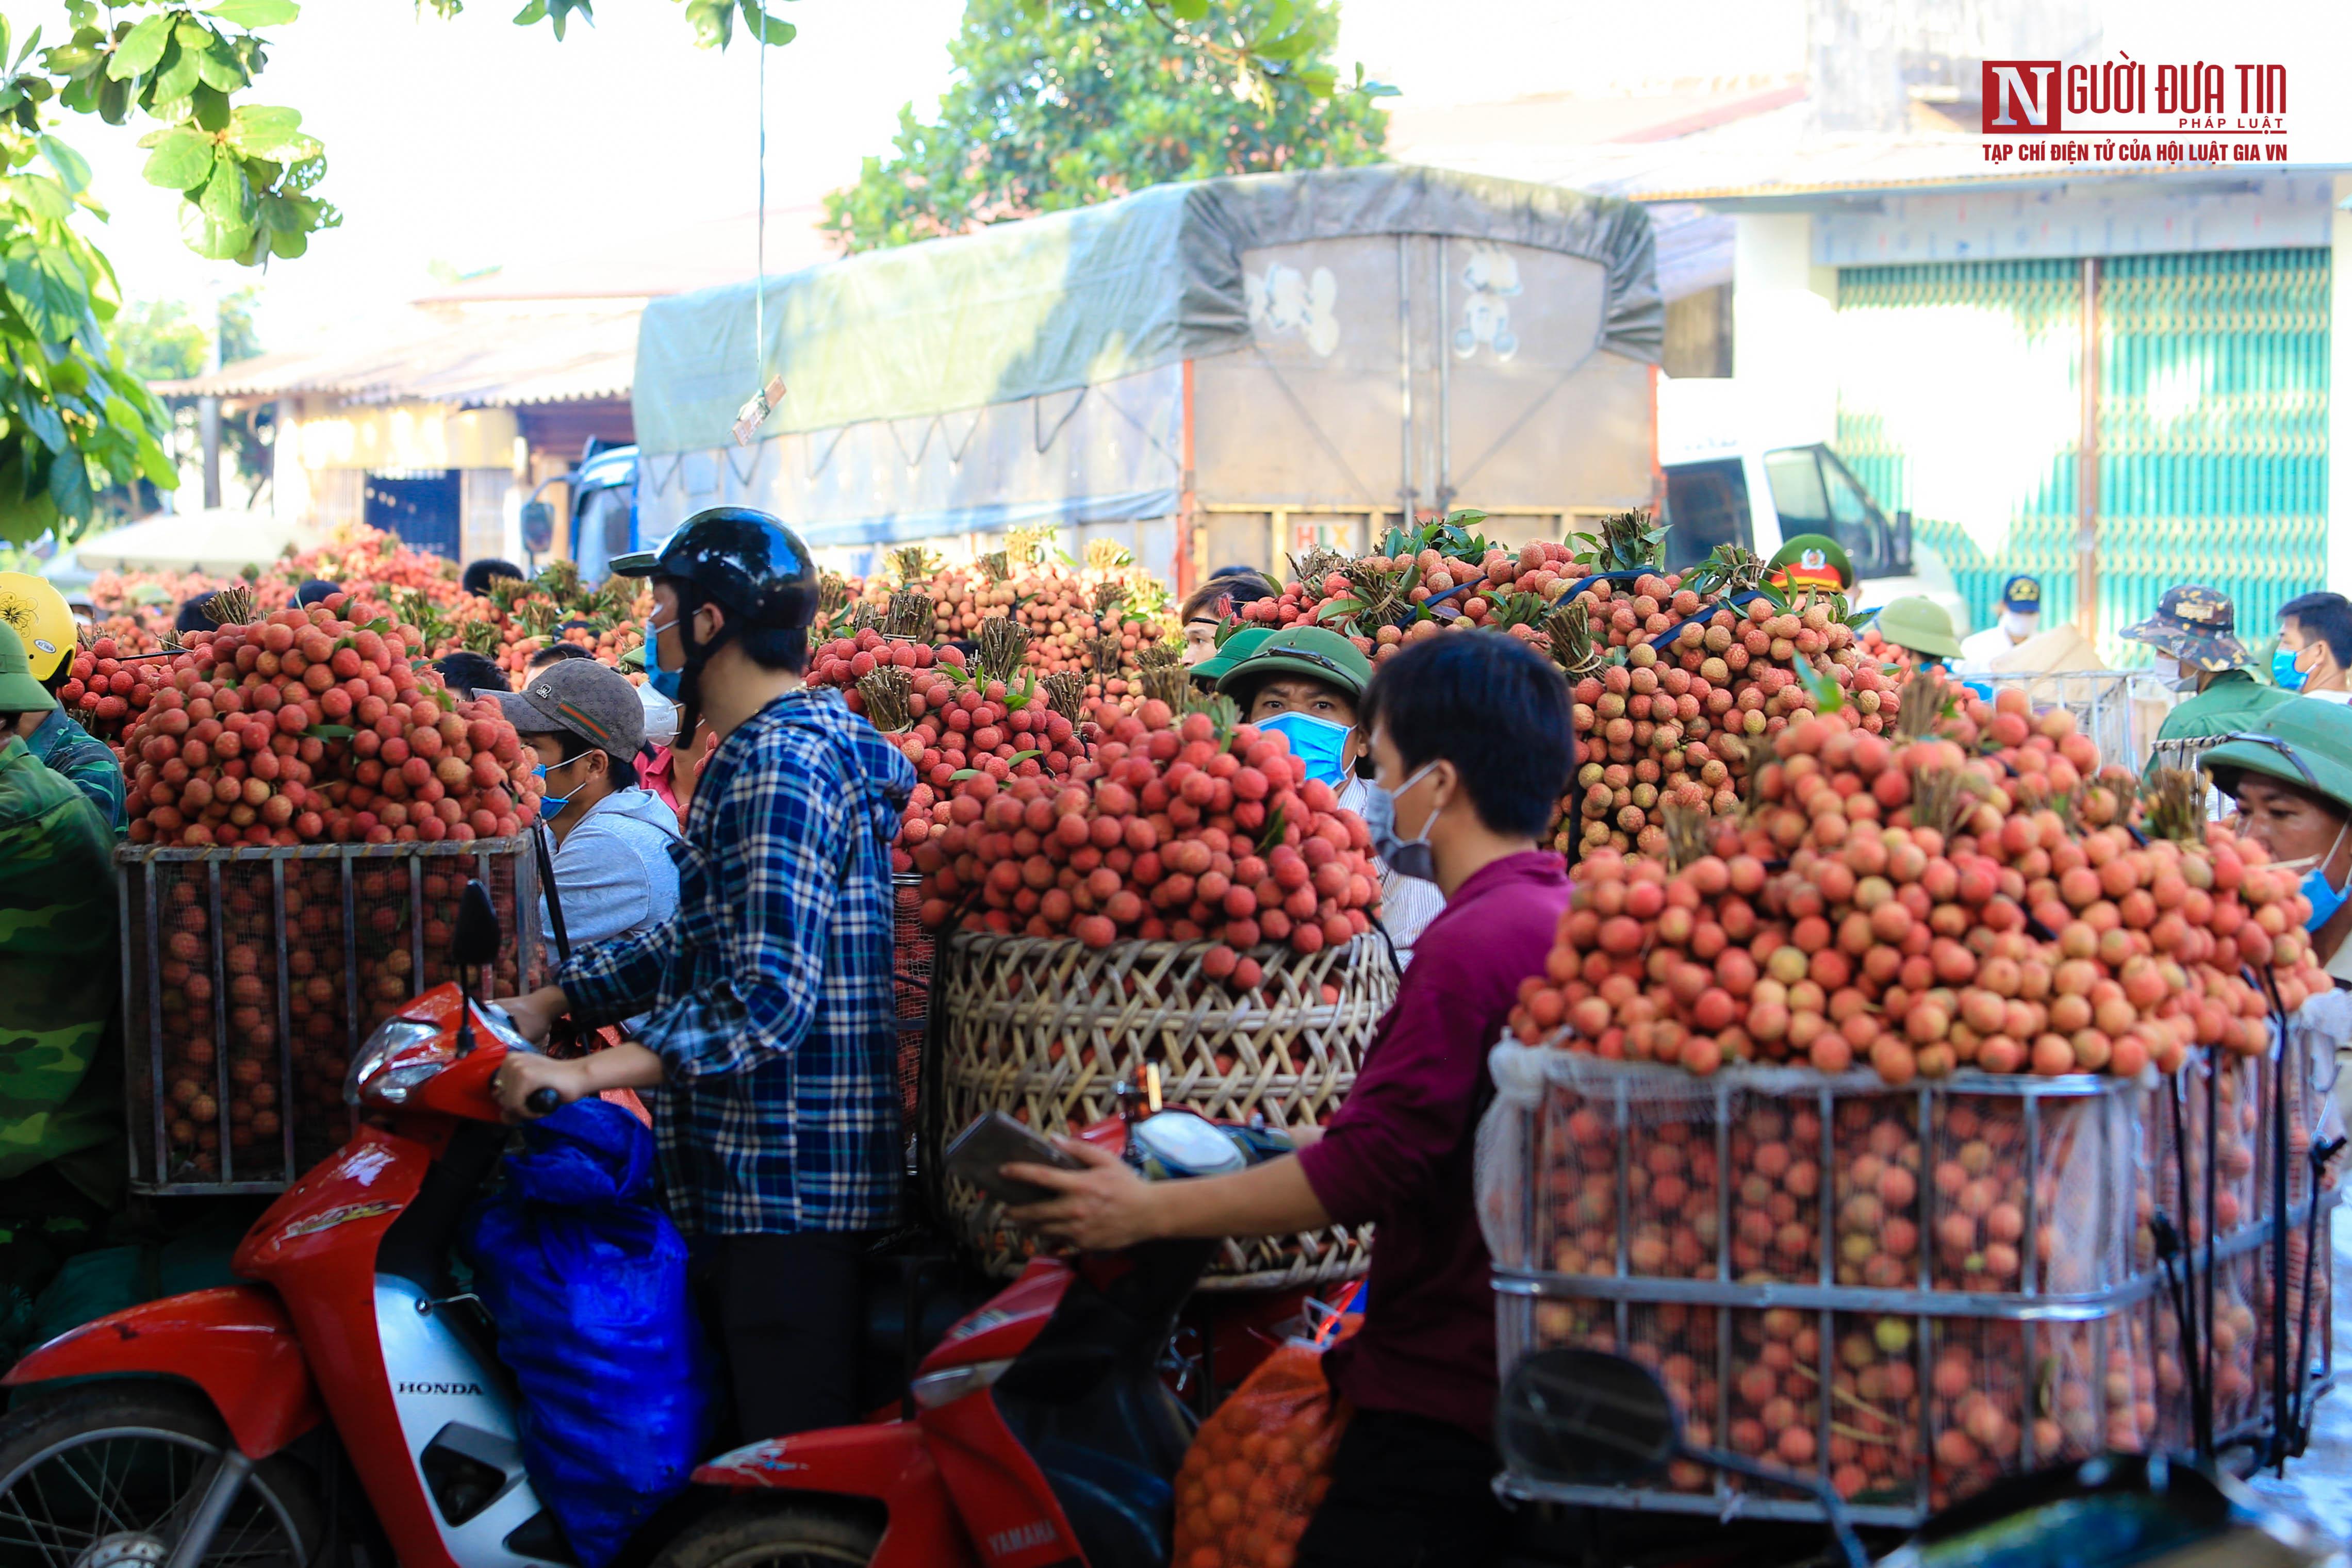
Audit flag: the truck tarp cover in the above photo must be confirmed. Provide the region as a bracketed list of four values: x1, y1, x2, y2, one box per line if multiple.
[632, 166, 1661, 454]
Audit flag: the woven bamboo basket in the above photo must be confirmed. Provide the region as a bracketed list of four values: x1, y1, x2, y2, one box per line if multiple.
[925, 930, 1397, 1290]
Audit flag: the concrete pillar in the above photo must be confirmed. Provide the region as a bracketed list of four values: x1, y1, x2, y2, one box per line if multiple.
[1732, 212, 1840, 442]
[2331, 175, 2352, 593]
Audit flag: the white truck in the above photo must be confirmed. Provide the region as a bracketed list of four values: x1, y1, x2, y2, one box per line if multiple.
[1657, 377, 1969, 633]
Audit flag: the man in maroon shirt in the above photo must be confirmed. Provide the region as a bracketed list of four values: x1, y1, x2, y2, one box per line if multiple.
[1008, 634, 1574, 1567]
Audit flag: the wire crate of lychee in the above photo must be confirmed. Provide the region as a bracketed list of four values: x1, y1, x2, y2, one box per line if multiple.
[1476, 1044, 2338, 1528]
[119, 836, 541, 1194]
[924, 928, 1396, 1290]
[1967, 669, 2167, 776]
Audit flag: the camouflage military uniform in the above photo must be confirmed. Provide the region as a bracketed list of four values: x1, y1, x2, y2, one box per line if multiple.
[26, 708, 123, 834]
[2124, 585, 2283, 775]
[0, 735, 117, 1182]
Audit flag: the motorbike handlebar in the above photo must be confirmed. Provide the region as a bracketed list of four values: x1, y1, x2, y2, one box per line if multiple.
[525, 1087, 562, 1117]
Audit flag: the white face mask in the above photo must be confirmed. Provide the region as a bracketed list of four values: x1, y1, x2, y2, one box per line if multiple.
[2000, 610, 2038, 641]
[636, 684, 680, 748]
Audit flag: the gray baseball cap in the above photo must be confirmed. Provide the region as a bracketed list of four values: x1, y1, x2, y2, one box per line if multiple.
[495, 658, 644, 765]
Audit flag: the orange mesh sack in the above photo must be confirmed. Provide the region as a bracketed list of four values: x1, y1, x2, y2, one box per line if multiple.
[1173, 1341, 1353, 1568]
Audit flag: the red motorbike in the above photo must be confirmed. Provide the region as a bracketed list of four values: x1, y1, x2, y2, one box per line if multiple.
[664, 1111, 1297, 1568]
[0, 887, 587, 1568]
[0, 884, 1310, 1568]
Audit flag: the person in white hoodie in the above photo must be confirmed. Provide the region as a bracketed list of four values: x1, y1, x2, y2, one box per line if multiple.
[496, 659, 683, 982]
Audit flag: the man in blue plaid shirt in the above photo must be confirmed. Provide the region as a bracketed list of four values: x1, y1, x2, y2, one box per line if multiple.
[493, 508, 914, 1442]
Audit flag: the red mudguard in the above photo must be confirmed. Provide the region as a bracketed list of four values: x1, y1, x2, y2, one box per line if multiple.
[4, 1284, 322, 1459]
[696, 1422, 980, 1568]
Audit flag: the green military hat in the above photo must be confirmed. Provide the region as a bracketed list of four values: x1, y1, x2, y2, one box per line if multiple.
[1874, 596, 1963, 661]
[1767, 533, 1854, 593]
[2199, 699, 2352, 816]
[1218, 625, 1372, 705]
[2120, 584, 2247, 673]
[0, 622, 58, 714]
[1190, 625, 1274, 685]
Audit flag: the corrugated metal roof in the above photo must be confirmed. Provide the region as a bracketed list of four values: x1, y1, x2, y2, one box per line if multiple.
[1387, 90, 2348, 216]
[157, 303, 639, 407]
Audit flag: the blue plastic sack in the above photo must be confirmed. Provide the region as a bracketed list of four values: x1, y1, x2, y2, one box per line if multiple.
[460, 1099, 715, 1568]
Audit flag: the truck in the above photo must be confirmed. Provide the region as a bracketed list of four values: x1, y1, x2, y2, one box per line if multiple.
[1657, 376, 1970, 630]
[550, 166, 1663, 596]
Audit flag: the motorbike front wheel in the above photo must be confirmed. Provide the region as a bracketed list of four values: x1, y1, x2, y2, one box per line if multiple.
[0, 1382, 322, 1568]
[656, 1504, 881, 1568]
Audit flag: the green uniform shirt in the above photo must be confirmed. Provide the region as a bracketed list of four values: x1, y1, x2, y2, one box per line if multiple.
[27, 708, 124, 835]
[0, 735, 117, 1181]
[2145, 670, 2291, 777]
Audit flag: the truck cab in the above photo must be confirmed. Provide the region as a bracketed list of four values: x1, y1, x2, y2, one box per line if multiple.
[567, 443, 639, 586]
[1657, 379, 1969, 632]
[519, 442, 640, 584]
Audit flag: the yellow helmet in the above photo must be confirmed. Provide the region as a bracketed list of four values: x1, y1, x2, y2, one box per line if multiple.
[0, 572, 75, 685]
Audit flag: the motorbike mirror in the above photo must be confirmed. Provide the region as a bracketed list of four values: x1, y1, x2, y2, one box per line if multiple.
[453, 881, 503, 972]
[520, 500, 555, 554]
[1496, 1348, 1679, 1487]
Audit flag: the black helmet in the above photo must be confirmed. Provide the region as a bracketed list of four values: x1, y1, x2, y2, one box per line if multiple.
[613, 507, 817, 631]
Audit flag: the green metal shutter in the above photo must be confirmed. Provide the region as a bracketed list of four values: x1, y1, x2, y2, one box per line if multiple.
[1835, 259, 2084, 635]
[2096, 250, 2330, 656]
[1834, 249, 2330, 659]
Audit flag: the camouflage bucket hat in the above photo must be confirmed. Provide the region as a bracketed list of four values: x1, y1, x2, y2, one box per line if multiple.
[2119, 584, 2246, 672]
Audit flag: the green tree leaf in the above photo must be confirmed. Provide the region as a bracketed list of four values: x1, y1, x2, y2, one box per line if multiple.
[225, 103, 303, 157]
[107, 15, 176, 80]
[151, 29, 207, 104]
[194, 40, 248, 91]
[46, 447, 92, 522]
[36, 135, 91, 194]
[200, 152, 252, 223]
[178, 190, 254, 260]
[140, 126, 216, 190]
[737, 1, 794, 45]
[135, 434, 178, 490]
[205, 1, 303, 28]
[6, 174, 70, 220]
[824, 0, 1386, 254]
[190, 81, 232, 130]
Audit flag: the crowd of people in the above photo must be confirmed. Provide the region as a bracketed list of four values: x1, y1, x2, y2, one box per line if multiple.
[10, 520, 2352, 1563]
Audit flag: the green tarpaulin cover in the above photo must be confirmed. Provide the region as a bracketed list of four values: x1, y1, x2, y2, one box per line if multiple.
[633, 166, 1661, 456]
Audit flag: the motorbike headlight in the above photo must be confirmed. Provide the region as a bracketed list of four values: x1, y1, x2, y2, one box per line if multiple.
[345, 1018, 449, 1108]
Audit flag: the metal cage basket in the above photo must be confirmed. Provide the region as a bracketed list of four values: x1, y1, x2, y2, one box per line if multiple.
[1966, 668, 2168, 776]
[119, 836, 539, 1193]
[1477, 1041, 2340, 1527]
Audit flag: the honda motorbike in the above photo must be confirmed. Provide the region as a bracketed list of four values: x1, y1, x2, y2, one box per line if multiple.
[0, 885, 600, 1568]
[0, 884, 1310, 1568]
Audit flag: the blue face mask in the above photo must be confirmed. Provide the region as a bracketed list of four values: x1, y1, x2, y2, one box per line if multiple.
[2299, 821, 2351, 932]
[1360, 761, 1442, 884]
[644, 612, 685, 700]
[1257, 711, 1354, 789]
[532, 756, 587, 822]
[2274, 644, 2311, 692]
